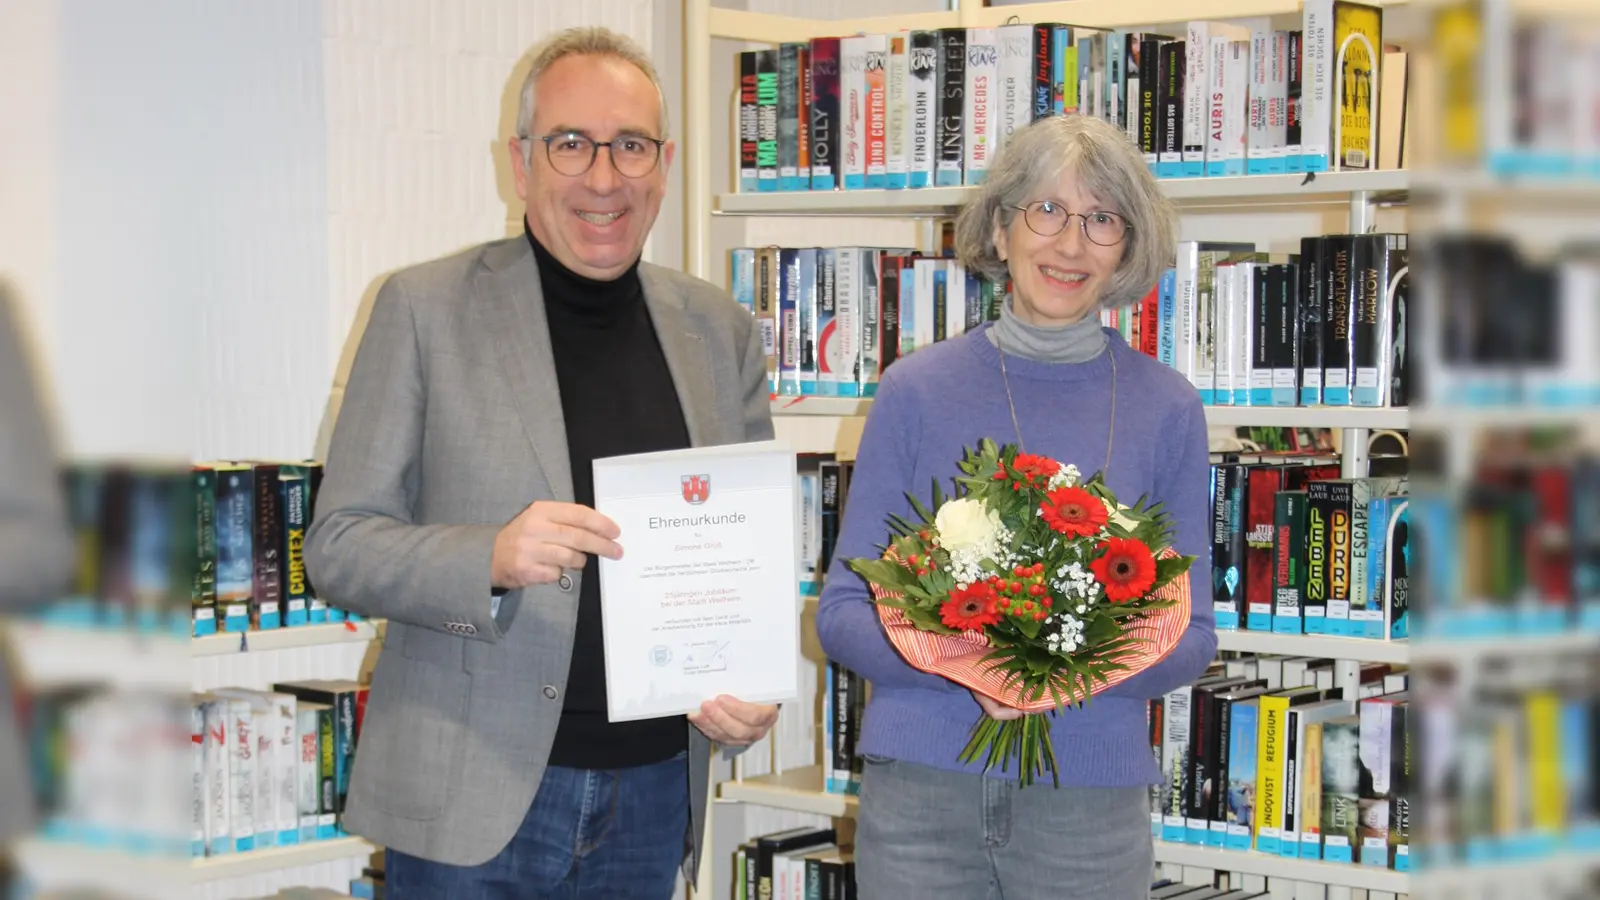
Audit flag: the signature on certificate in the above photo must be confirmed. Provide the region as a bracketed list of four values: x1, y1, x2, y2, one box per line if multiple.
[682, 640, 730, 674]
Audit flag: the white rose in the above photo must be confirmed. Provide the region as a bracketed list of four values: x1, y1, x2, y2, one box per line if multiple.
[933, 497, 1003, 555]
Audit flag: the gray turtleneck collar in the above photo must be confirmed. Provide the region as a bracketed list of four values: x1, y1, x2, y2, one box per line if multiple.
[985, 296, 1109, 363]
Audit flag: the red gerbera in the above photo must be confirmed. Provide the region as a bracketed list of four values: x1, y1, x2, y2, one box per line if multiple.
[1009, 452, 1061, 484]
[939, 582, 1003, 631]
[1039, 486, 1108, 537]
[1089, 536, 1158, 603]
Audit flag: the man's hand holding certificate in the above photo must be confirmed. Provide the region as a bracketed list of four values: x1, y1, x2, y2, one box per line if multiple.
[593, 440, 800, 725]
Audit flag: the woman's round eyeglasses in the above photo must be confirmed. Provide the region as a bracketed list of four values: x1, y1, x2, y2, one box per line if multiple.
[1011, 200, 1132, 247]
[533, 131, 665, 178]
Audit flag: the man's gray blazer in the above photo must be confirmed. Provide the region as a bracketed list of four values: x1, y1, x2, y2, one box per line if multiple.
[304, 234, 774, 878]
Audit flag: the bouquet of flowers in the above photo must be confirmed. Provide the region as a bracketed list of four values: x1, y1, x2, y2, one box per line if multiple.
[844, 439, 1196, 788]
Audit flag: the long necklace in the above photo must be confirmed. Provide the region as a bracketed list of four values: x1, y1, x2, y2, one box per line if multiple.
[996, 331, 1118, 478]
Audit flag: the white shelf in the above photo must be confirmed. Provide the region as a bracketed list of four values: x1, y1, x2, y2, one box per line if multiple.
[11, 836, 377, 894]
[191, 620, 381, 656]
[4, 623, 189, 691]
[1205, 405, 1408, 430]
[1410, 631, 1600, 666]
[1215, 630, 1410, 664]
[718, 171, 1410, 217]
[5, 620, 383, 691]
[709, 0, 1413, 42]
[719, 764, 858, 818]
[192, 836, 378, 880]
[1152, 842, 1408, 893]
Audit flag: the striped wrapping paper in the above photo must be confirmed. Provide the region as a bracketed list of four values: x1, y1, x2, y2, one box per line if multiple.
[869, 551, 1193, 713]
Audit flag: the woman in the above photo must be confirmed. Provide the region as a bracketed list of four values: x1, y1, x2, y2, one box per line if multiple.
[814, 114, 1217, 899]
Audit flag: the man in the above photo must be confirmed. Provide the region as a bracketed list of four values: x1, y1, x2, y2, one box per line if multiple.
[0, 278, 76, 878]
[304, 27, 779, 899]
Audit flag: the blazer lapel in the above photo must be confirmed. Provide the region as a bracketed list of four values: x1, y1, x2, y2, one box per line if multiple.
[478, 238, 575, 502]
[640, 266, 720, 448]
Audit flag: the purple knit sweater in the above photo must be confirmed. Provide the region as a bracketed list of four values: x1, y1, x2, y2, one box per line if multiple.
[815, 322, 1217, 786]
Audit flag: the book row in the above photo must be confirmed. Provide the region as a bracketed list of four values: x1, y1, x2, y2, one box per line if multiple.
[18, 679, 367, 860]
[730, 232, 1411, 411]
[732, 3, 1394, 194]
[1210, 457, 1409, 638]
[1435, 9, 1600, 178]
[1421, 235, 1600, 411]
[1169, 234, 1409, 410]
[31, 460, 361, 640]
[1412, 448, 1600, 639]
[1153, 654, 1411, 868]
[191, 680, 367, 857]
[735, 825, 854, 900]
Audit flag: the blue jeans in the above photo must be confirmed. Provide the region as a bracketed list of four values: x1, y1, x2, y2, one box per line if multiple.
[855, 756, 1154, 900]
[385, 752, 690, 899]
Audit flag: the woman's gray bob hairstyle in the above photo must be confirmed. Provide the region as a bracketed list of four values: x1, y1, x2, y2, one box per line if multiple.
[954, 115, 1177, 310]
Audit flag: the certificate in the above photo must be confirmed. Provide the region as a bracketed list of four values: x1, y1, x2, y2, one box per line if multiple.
[593, 440, 800, 722]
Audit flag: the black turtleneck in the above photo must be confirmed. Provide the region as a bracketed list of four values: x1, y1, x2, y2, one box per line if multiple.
[527, 225, 692, 769]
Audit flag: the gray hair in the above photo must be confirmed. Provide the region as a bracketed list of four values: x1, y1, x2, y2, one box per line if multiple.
[954, 115, 1177, 310]
[515, 27, 671, 167]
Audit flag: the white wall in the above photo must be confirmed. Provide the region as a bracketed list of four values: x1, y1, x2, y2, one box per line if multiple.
[0, 0, 654, 464]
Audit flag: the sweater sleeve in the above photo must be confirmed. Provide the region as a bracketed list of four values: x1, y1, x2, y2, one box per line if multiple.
[814, 369, 963, 694]
[1103, 393, 1218, 700]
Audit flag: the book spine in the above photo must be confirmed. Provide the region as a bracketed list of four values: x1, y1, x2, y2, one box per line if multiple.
[879, 255, 902, 374]
[864, 34, 888, 189]
[908, 32, 938, 188]
[1267, 30, 1289, 173]
[778, 43, 801, 190]
[1301, 0, 1333, 172]
[215, 466, 254, 634]
[816, 249, 839, 396]
[886, 33, 910, 189]
[1034, 26, 1056, 121]
[1196, 253, 1219, 405]
[281, 474, 310, 627]
[996, 25, 1031, 156]
[1225, 700, 1259, 850]
[1304, 480, 1332, 633]
[1186, 687, 1214, 843]
[1255, 695, 1289, 854]
[756, 49, 779, 191]
[1252, 262, 1277, 407]
[936, 28, 966, 187]
[1211, 464, 1243, 631]
[1300, 721, 1326, 857]
[797, 44, 811, 186]
[1325, 480, 1356, 635]
[798, 249, 819, 395]
[1184, 22, 1210, 175]
[1244, 467, 1282, 631]
[834, 248, 860, 397]
[1272, 262, 1301, 407]
[1323, 234, 1355, 405]
[1158, 40, 1185, 176]
[739, 52, 759, 192]
[1273, 490, 1308, 633]
[809, 39, 840, 190]
[858, 250, 882, 398]
[1248, 24, 1272, 174]
[1300, 236, 1326, 405]
[1124, 34, 1143, 147]
[1161, 687, 1193, 842]
[779, 248, 801, 396]
[963, 28, 998, 185]
[1352, 233, 1393, 406]
[1140, 36, 1161, 169]
[1286, 30, 1305, 171]
[840, 37, 866, 189]
[755, 247, 779, 394]
[192, 468, 218, 636]
[1321, 717, 1360, 862]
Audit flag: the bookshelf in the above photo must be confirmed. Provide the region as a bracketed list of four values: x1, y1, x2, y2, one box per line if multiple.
[684, 0, 1419, 896]
[7, 617, 384, 896]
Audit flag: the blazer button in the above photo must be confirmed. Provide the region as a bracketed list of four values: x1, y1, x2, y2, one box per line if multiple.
[462, 623, 477, 635]
[558, 574, 573, 592]
[543, 685, 559, 700]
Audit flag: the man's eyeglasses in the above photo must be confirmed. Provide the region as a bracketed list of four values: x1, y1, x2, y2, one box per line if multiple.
[1011, 200, 1132, 247]
[531, 131, 665, 178]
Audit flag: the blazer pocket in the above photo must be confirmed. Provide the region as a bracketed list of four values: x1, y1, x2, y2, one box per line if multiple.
[357, 657, 472, 822]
